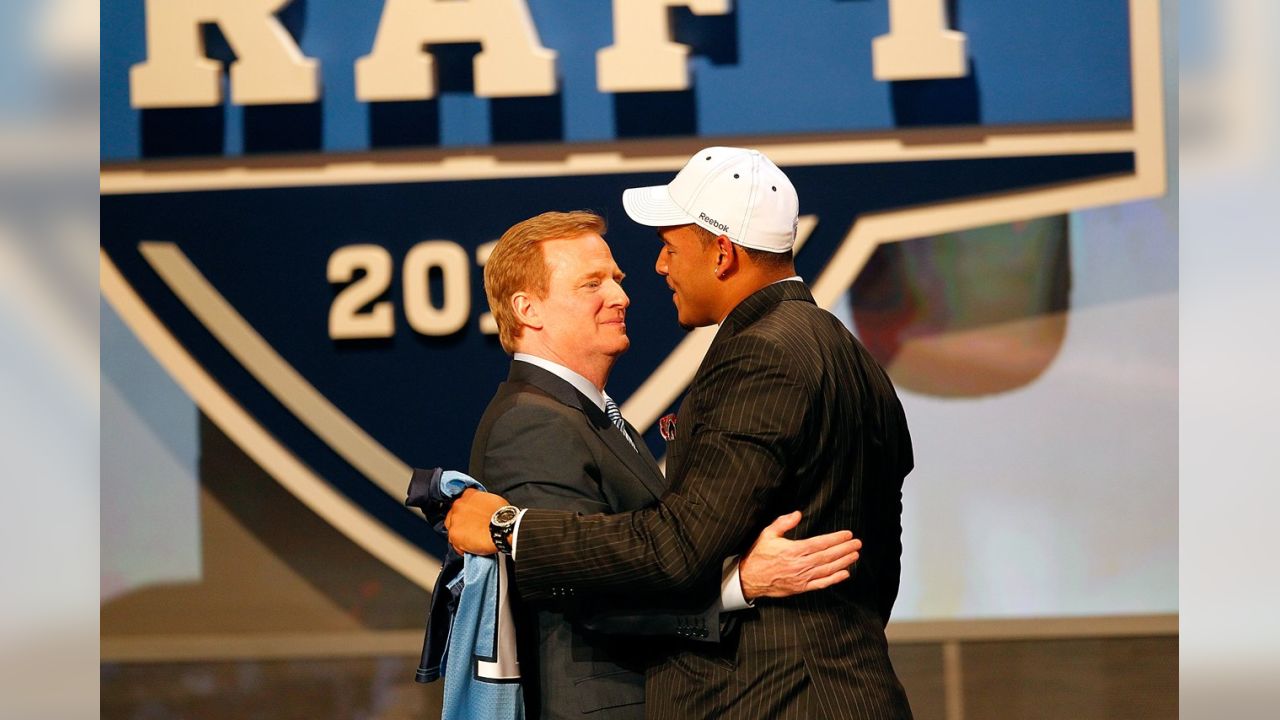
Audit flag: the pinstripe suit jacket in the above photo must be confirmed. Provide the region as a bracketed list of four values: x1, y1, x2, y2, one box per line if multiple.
[515, 281, 914, 719]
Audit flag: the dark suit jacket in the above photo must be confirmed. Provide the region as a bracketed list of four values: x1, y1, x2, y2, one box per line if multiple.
[514, 281, 915, 720]
[470, 360, 686, 719]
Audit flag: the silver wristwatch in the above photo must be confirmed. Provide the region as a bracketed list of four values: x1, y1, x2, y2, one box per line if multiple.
[489, 505, 520, 555]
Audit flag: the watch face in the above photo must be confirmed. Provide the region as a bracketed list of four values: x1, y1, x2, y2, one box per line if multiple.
[493, 507, 519, 526]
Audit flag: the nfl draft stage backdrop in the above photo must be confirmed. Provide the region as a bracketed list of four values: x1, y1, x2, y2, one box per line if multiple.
[101, 0, 1176, 685]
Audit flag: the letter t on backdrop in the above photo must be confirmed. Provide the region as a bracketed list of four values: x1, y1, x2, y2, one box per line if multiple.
[872, 0, 969, 81]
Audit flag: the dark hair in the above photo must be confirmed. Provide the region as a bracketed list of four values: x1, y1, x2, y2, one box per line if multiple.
[689, 223, 794, 270]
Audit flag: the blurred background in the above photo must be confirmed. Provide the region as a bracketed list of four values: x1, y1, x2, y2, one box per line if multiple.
[1, 1, 99, 719]
[2, 0, 1276, 717]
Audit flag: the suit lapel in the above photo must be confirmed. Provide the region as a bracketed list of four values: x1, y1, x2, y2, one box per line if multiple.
[581, 401, 668, 501]
[665, 281, 815, 489]
[629, 431, 669, 497]
[664, 394, 694, 487]
[508, 361, 666, 502]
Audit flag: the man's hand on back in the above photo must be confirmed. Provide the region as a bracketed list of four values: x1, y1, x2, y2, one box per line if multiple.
[739, 511, 862, 601]
[444, 488, 509, 556]
[444, 491, 862, 600]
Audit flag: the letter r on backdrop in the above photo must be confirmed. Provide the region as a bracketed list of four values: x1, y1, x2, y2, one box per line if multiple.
[130, 0, 319, 108]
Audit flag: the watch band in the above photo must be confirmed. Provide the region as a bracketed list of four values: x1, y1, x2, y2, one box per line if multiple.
[489, 505, 520, 555]
[491, 524, 513, 555]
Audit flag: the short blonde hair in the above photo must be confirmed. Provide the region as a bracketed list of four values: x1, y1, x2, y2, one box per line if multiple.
[485, 211, 607, 353]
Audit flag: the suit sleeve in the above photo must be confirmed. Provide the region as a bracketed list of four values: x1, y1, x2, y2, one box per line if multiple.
[513, 336, 810, 603]
[483, 401, 724, 636]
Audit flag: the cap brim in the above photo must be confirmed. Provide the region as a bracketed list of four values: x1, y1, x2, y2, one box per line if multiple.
[622, 185, 695, 228]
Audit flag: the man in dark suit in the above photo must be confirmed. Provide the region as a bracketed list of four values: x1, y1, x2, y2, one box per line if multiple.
[451, 149, 915, 719]
[470, 210, 867, 719]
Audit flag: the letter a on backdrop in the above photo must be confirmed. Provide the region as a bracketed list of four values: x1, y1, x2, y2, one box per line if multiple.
[356, 0, 557, 101]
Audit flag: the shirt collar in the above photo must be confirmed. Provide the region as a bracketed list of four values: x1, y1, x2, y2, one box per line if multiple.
[513, 353, 607, 411]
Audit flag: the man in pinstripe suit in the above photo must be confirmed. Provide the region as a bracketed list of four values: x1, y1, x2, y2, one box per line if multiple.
[450, 147, 914, 719]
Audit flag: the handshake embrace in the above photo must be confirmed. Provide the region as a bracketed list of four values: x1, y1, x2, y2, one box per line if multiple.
[420, 147, 913, 719]
[447, 490, 862, 602]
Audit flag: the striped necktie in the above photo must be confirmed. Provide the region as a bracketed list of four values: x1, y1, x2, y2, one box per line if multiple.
[603, 397, 638, 452]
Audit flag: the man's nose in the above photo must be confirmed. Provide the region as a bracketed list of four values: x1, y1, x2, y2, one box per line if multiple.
[655, 251, 668, 276]
[610, 283, 630, 309]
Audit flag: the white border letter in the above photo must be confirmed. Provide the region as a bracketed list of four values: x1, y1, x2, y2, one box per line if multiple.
[872, 0, 968, 81]
[356, 0, 557, 101]
[597, 0, 731, 93]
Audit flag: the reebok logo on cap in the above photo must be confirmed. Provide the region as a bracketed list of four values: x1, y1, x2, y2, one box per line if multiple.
[698, 212, 729, 233]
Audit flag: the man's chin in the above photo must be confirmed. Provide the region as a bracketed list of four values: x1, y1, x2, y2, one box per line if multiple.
[676, 313, 709, 332]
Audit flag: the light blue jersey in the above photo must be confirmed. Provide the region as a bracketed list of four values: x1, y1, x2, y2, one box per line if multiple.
[442, 551, 523, 720]
[413, 469, 524, 720]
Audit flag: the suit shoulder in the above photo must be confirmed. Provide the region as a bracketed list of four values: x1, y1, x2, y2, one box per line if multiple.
[759, 296, 843, 333]
[726, 303, 840, 365]
[488, 391, 585, 434]
[474, 387, 592, 456]
[481, 382, 575, 419]
[473, 391, 595, 467]
[719, 304, 866, 401]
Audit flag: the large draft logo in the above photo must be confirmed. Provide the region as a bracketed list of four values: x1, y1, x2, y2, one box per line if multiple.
[100, 0, 1166, 588]
[125, 0, 966, 107]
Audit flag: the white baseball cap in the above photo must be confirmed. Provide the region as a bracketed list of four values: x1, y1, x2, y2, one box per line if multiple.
[622, 147, 800, 253]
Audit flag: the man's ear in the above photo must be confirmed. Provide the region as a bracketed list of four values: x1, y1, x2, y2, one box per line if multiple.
[512, 292, 543, 331]
[714, 234, 739, 279]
